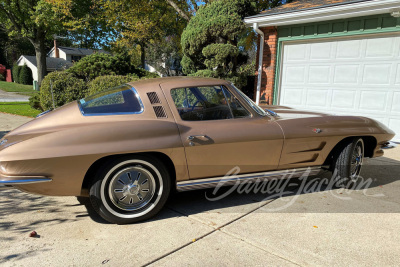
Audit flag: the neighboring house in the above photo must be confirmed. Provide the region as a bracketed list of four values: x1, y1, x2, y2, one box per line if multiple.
[17, 41, 109, 84]
[17, 56, 73, 83]
[47, 45, 109, 62]
[245, 0, 400, 141]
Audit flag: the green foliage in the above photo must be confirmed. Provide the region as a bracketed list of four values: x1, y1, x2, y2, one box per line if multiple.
[40, 71, 87, 110]
[67, 53, 157, 82]
[135, 68, 160, 79]
[0, 73, 4, 81]
[0, 102, 41, 117]
[29, 93, 43, 111]
[18, 64, 33, 85]
[12, 64, 22, 83]
[202, 44, 239, 70]
[86, 75, 139, 96]
[145, 36, 183, 76]
[67, 53, 119, 81]
[180, 0, 257, 88]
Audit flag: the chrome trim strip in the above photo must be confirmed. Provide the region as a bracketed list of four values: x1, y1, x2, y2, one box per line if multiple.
[0, 175, 52, 185]
[176, 166, 321, 192]
[78, 85, 144, 116]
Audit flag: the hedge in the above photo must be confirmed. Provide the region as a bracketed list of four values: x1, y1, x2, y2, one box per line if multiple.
[86, 74, 139, 96]
[12, 64, 22, 83]
[40, 71, 87, 110]
[18, 64, 33, 85]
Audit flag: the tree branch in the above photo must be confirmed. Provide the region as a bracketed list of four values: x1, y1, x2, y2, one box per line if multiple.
[165, 0, 190, 21]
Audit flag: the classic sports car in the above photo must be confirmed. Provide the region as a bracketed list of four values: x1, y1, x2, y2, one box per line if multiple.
[0, 77, 395, 224]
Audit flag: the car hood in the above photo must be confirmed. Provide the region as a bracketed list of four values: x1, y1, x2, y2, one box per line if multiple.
[261, 105, 331, 120]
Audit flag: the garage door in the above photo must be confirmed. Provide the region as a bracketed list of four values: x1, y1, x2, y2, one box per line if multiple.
[278, 33, 400, 142]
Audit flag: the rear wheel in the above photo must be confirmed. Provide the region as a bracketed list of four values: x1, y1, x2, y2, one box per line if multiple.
[333, 138, 364, 186]
[89, 155, 171, 224]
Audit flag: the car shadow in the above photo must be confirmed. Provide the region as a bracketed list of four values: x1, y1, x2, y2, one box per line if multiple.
[156, 156, 400, 222]
[2, 155, 399, 227]
[78, 155, 400, 225]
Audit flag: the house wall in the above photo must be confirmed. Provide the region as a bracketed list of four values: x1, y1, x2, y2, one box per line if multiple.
[18, 58, 38, 82]
[254, 27, 278, 105]
[59, 50, 68, 61]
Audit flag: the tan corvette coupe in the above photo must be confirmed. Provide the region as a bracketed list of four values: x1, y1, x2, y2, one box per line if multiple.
[0, 77, 395, 223]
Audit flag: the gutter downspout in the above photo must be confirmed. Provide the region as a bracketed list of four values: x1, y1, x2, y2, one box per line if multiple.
[253, 23, 264, 105]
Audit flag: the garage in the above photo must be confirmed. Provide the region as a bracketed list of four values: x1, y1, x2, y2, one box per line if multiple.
[244, 0, 400, 142]
[278, 33, 400, 140]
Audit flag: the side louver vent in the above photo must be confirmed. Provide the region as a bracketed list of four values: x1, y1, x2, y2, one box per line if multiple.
[147, 92, 161, 104]
[153, 106, 167, 118]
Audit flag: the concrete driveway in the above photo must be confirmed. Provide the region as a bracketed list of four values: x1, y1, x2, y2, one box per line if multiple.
[0, 114, 399, 266]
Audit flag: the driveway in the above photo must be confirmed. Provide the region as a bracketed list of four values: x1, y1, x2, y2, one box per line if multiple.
[0, 114, 399, 266]
[0, 89, 30, 102]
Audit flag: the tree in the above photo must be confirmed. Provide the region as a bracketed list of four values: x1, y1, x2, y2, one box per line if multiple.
[46, 0, 117, 49]
[0, 0, 63, 86]
[103, 0, 188, 68]
[145, 35, 183, 76]
[180, 0, 257, 87]
[18, 64, 33, 85]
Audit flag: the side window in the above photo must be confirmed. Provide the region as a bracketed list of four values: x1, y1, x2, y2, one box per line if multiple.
[222, 86, 251, 118]
[171, 86, 233, 121]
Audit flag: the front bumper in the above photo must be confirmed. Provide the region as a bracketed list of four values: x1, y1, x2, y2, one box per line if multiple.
[0, 173, 51, 185]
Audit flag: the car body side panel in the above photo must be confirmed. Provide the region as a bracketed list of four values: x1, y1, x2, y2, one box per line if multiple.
[0, 81, 189, 196]
[272, 112, 395, 169]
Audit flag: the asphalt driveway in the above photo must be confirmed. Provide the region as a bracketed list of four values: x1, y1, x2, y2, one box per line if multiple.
[0, 114, 399, 266]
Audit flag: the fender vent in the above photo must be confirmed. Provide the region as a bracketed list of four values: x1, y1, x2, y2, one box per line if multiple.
[147, 92, 161, 104]
[153, 106, 167, 118]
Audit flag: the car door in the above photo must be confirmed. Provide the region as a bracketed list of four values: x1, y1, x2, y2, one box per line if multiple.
[161, 82, 284, 180]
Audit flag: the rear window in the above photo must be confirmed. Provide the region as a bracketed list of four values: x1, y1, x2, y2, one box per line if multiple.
[79, 84, 143, 116]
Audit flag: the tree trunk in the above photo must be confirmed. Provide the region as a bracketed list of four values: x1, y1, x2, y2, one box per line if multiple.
[32, 36, 47, 87]
[140, 43, 146, 69]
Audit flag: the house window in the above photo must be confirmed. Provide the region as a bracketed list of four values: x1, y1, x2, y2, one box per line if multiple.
[71, 55, 82, 62]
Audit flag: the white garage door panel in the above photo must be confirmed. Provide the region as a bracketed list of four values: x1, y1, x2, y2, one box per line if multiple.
[279, 33, 400, 142]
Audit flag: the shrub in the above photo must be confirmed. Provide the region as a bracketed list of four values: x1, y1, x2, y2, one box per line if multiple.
[134, 68, 160, 79]
[18, 64, 33, 85]
[68, 53, 159, 82]
[12, 64, 22, 83]
[67, 53, 118, 81]
[40, 71, 87, 110]
[86, 74, 139, 96]
[29, 93, 43, 111]
[0, 73, 5, 81]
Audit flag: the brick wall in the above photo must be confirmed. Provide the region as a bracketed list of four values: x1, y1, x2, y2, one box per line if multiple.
[254, 27, 278, 105]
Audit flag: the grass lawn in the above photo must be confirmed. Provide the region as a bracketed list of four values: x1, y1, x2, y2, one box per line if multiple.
[0, 81, 35, 96]
[0, 102, 40, 117]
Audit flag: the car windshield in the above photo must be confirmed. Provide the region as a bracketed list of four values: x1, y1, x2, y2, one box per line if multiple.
[230, 84, 267, 116]
[78, 84, 143, 116]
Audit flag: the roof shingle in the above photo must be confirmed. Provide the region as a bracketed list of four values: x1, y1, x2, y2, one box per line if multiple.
[21, 56, 73, 70]
[259, 0, 369, 15]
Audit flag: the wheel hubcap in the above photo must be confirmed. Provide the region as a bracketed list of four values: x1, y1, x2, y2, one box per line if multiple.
[109, 166, 155, 211]
[350, 143, 363, 179]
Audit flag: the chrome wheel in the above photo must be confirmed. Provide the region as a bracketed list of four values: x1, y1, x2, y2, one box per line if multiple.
[109, 166, 156, 211]
[350, 141, 363, 179]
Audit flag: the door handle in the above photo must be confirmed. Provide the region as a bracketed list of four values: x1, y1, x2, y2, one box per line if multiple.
[187, 135, 208, 141]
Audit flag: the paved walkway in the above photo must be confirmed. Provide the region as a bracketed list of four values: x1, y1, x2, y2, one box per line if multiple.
[0, 112, 32, 135]
[0, 89, 30, 102]
[0, 117, 399, 266]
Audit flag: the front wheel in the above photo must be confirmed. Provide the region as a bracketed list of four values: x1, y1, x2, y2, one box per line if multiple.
[333, 138, 364, 186]
[89, 155, 171, 224]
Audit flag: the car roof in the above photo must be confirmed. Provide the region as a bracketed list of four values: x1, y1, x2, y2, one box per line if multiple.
[127, 76, 230, 92]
